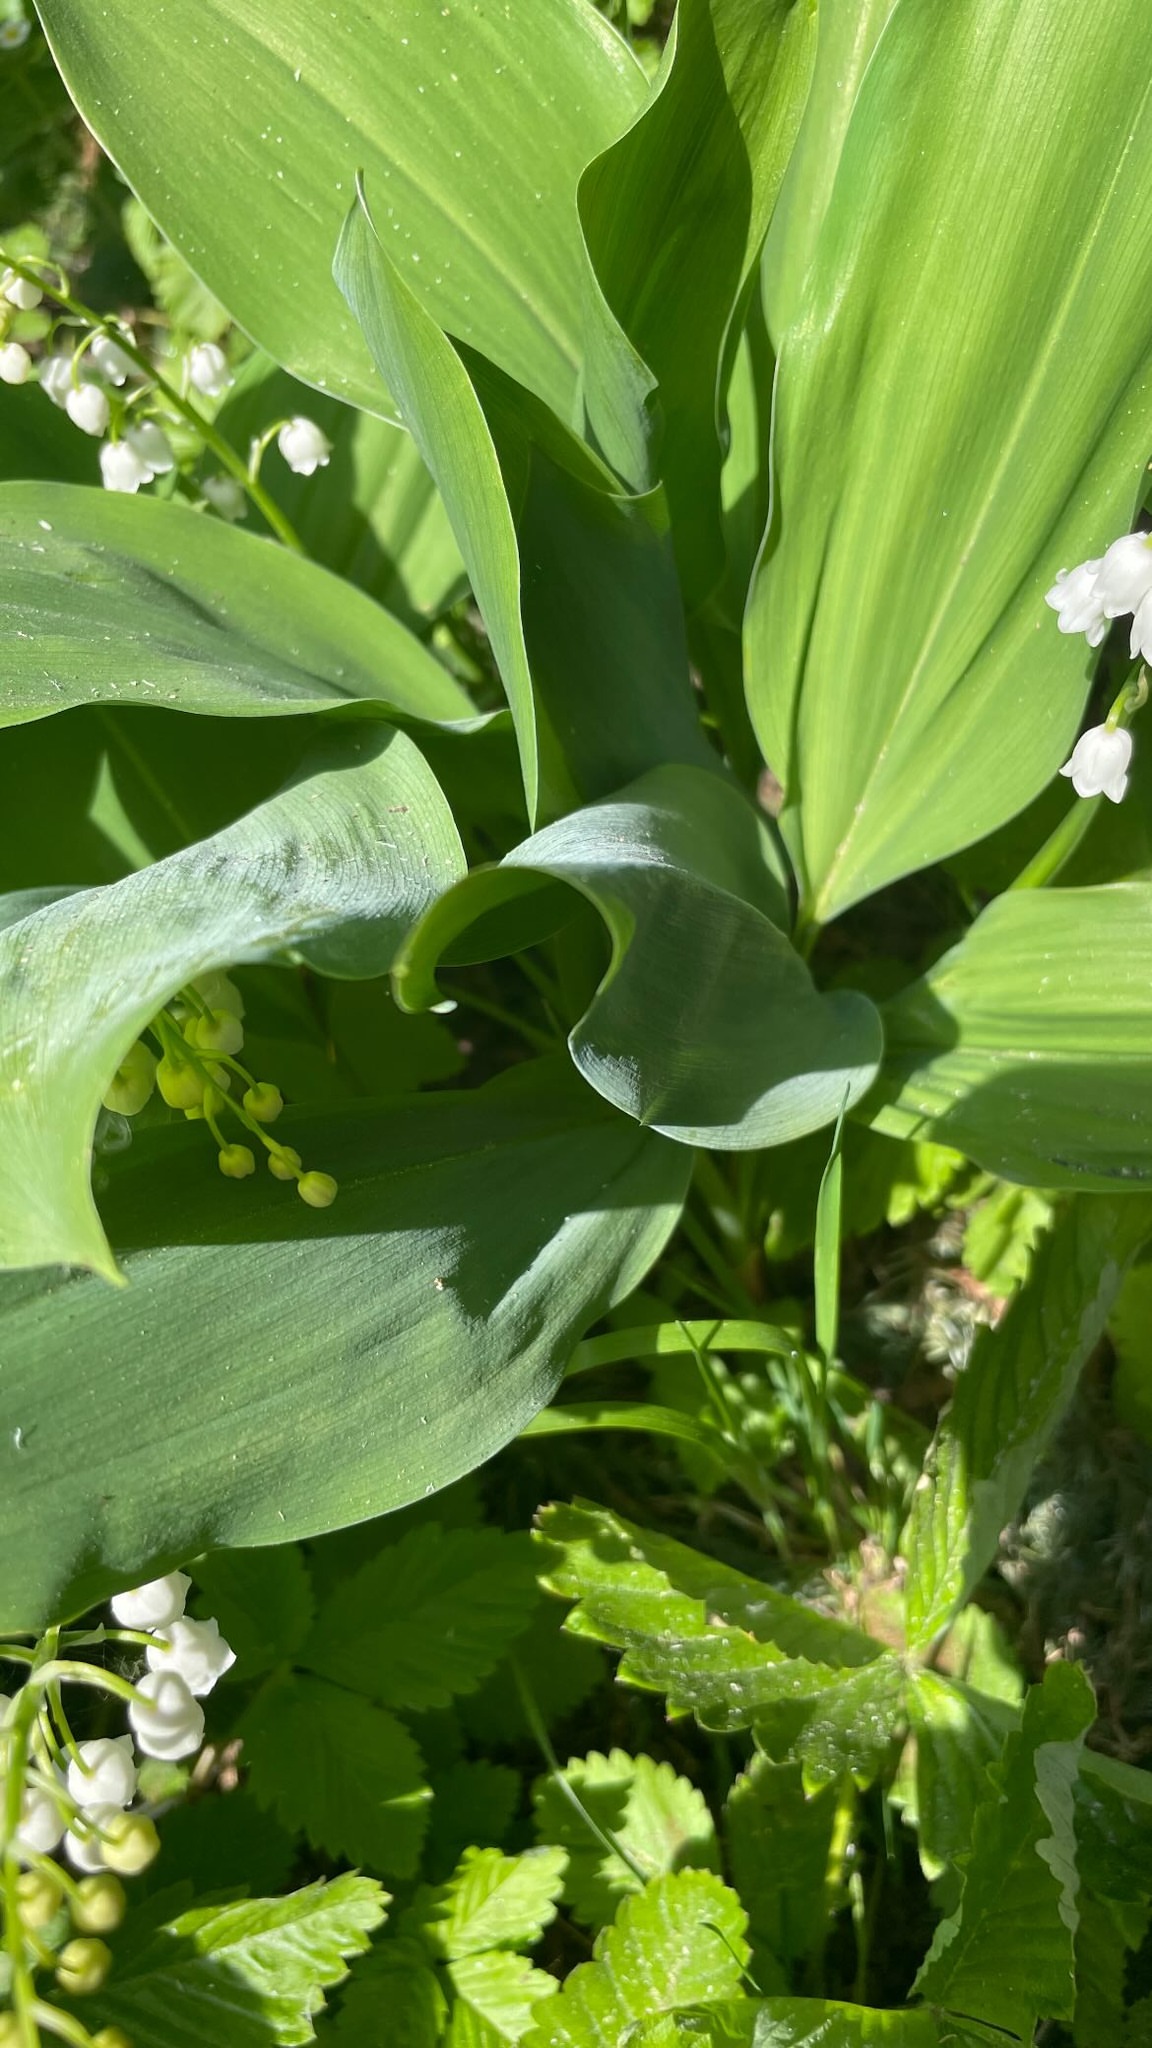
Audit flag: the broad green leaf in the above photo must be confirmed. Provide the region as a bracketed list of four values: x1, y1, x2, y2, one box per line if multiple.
[631, 2005, 945, 2047]
[521, 1871, 748, 2048]
[324, 1937, 447, 2048]
[242, 1674, 431, 1877]
[870, 886, 1152, 1190]
[0, 379, 99, 485]
[0, 482, 471, 730]
[302, 1525, 537, 1711]
[0, 1062, 687, 1630]
[396, 765, 882, 1149]
[746, 0, 1152, 922]
[416, 1847, 568, 1960]
[425, 1762, 521, 1884]
[579, 0, 817, 597]
[724, 1759, 836, 1969]
[36, 0, 646, 423]
[0, 726, 465, 1277]
[218, 355, 464, 625]
[901, 1672, 1014, 1882]
[448, 1952, 559, 2046]
[900, 1195, 1152, 1649]
[1073, 1895, 1149, 2048]
[191, 1546, 316, 1682]
[532, 1750, 719, 1929]
[914, 1661, 1093, 2040]
[84, 1875, 385, 2047]
[962, 1184, 1053, 1300]
[137, 1789, 297, 1903]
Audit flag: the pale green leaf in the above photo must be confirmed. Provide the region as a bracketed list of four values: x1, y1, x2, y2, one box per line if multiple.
[961, 1184, 1053, 1299]
[416, 1847, 568, 1961]
[522, 1871, 748, 2048]
[901, 1672, 1014, 1882]
[747, 0, 1152, 921]
[0, 725, 465, 1277]
[630, 2004, 946, 2047]
[914, 1661, 1094, 2039]
[396, 765, 882, 1149]
[37, 0, 646, 423]
[533, 1750, 719, 1929]
[302, 1525, 538, 1710]
[900, 1195, 1152, 1649]
[0, 1062, 689, 1630]
[0, 483, 471, 729]
[86, 1874, 385, 2047]
[448, 1952, 560, 2046]
[872, 885, 1152, 1190]
[243, 1674, 431, 1878]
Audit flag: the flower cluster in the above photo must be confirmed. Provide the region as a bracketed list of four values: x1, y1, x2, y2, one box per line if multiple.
[1045, 530, 1152, 804]
[0, 1571, 234, 2044]
[102, 968, 339, 1208]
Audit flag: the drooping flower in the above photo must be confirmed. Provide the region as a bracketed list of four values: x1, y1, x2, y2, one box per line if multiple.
[110, 1570, 191, 1631]
[39, 353, 74, 407]
[0, 340, 31, 385]
[1, 266, 41, 310]
[1060, 722, 1133, 803]
[126, 418, 175, 476]
[127, 1669, 205, 1759]
[1093, 531, 1152, 622]
[65, 382, 110, 437]
[16, 1782, 65, 1855]
[278, 415, 331, 476]
[100, 439, 151, 494]
[66, 1737, 137, 1813]
[202, 473, 247, 521]
[188, 341, 232, 396]
[1044, 558, 1107, 646]
[145, 1615, 236, 1697]
[89, 332, 135, 386]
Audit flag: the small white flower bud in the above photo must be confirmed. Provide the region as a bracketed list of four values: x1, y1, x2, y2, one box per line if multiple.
[40, 353, 74, 406]
[16, 1782, 65, 1855]
[0, 341, 31, 385]
[89, 331, 135, 385]
[110, 1570, 190, 1631]
[146, 1616, 235, 1697]
[2, 267, 42, 311]
[188, 341, 232, 396]
[126, 418, 175, 476]
[100, 439, 151, 494]
[202, 473, 247, 521]
[66, 382, 110, 437]
[128, 1669, 204, 1759]
[277, 415, 331, 476]
[67, 1736, 137, 1813]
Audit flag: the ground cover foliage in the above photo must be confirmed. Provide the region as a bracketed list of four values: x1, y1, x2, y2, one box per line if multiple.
[2, 0, 1152, 2040]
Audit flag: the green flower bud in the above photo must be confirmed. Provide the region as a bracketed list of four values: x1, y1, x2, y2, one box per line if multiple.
[298, 1171, 338, 1210]
[72, 1872, 128, 1931]
[17, 1864, 64, 1928]
[103, 1040, 157, 1117]
[93, 2032, 135, 2048]
[193, 969, 244, 1019]
[190, 1008, 244, 1056]
[218, 1143, 256, 1181]
[201, 1081, 228, 1119]
[56, 1935, 112, 1995]
[243, 1082, 283, 1123]
[100, 1812, 160, 1876]
[156, 1056, 204, 1111]
[267, 1145, 302, 1182]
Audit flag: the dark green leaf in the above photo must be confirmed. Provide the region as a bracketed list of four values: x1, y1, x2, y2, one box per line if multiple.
[243, 1674, 431, 1878]
[192, 1546, 315, 1681]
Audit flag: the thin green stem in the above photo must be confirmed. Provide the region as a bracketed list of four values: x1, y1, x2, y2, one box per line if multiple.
[510, 1657, 650, 1886]
[1008, 793, 1100, 891]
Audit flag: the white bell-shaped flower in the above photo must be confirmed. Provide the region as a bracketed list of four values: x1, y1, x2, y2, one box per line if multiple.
[1, 267, 42, 311]
[111, 1571, 191, 1631]
[100, 440, 151, 494]
[128, 1669, 205, 1759]
[146, 1615, 235, 1697]
[202, 473, 247, 521]
[188, 341, 232, 396]
[278, 415, 331, 476]
[64, 1803, 121, 1874]
[39, 354, 74, 407]
[0, 341, 31, 386]
[1060, 722, 1133, 803]
[89, 332, 135, 386]
[66, 1737, 137, 1814]
[17, 1782, 66, 1855]
[1044, 558, 1107, 647]
[1093, 531, 1152, 621]
[126, 418, 175, 477]
[65, 382, 110, 437]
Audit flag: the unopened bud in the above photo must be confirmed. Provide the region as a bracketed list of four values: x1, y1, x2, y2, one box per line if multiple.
[65, 381, 110, 437]
[103, 1040, 157, 1116]
[17, 1866, 64, 1928]
[190, 1008, 244, 1056]
[56, 1936, 112, 1995]
[268, 1145, 301, 1182]
[0, 340, 32, 386]
[2, 268, 43, 311]
[218, 1143, 256, 1180]
[100, 1812, 160, 1876]
[72, 1873, 127, 1932]
[243, 1082, 283, 1123]
[156, 1055, 204, 1110]
[298, 1171, 338, 1209]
